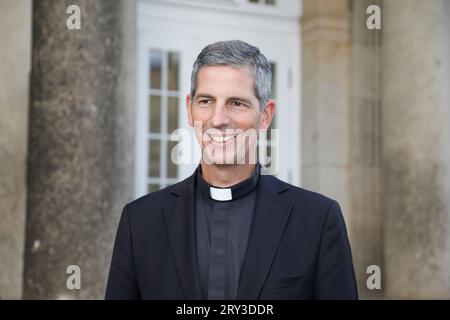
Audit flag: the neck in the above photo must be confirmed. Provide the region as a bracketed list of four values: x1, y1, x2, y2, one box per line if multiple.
[200, 163, 256, 188]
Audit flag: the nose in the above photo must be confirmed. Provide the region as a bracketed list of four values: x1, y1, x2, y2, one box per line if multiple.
[210, 100, 230, 128]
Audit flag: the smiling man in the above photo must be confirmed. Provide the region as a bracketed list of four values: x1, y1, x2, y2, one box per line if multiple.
[105, 40, 358, 300]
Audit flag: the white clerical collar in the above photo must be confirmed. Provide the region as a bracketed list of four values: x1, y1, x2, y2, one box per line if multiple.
[209, 187, 232, 201]
[196, 163, 261, 202]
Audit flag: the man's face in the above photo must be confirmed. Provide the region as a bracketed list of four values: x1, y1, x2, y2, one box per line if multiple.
[186, 65, 275, 165]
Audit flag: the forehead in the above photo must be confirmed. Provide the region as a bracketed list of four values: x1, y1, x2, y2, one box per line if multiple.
[195, 65, 255, 97]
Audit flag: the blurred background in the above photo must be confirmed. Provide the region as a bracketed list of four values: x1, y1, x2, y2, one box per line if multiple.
[1, 0, 449, 299]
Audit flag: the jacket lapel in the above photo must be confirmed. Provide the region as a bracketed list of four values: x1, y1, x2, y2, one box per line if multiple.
[237, 175, 294, 299]
[162, 170, 294, 300]
[163, 171, 203, 299]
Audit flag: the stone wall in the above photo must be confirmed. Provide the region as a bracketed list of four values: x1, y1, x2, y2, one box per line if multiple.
[22, 0, 136, 299]
[0, 0, 32, 300]
[382, 0, 450, 298]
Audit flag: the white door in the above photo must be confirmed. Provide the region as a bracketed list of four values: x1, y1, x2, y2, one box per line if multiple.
[135, 0, 301, 198]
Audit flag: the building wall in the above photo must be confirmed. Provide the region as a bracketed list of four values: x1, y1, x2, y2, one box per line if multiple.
[302, 0, 450, 299]
[0, 0, 32, 299]
[1, 0, 449, 300]
[348, 0, 384, 298]
[22, 0, 137, 299]
[382, 0, 450, 298]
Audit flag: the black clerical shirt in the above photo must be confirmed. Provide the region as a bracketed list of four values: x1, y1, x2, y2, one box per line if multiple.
[195, 164, 260, 300]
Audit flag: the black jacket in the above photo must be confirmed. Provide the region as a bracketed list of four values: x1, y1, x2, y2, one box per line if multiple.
[105, 171, 358, 299]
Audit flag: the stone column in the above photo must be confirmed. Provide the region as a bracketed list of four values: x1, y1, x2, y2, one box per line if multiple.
[301, 0, 354, 259]
[23, 0, 136, 299]
[0, 0, 32, 299]
[382, 0, 450, 298]
[301, 0, 351, 215]
[348, 0, 384, 299]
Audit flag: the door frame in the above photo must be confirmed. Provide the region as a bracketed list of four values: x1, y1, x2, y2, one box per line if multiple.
[135, 0, 302, 198]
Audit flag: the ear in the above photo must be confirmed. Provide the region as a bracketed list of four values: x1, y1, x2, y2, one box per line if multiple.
[186, 94, 194, 127]
[259, 99, 276, 131]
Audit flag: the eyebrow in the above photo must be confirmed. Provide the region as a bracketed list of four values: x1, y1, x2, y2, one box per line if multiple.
[194, 94, 215, 100]
[194, 93, 254, 106]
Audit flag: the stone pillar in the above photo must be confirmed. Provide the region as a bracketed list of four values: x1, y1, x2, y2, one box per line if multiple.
[23, 0, 136, 299]
[0, 0, 32, 299]
[301, 0, 354, 256]
[382, 0, 450, 298]
[301, 0, 351, 215]
[348, 0, 384, 298]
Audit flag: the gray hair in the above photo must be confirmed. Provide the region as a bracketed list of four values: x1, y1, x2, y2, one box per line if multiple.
[190, 40, 272, 110]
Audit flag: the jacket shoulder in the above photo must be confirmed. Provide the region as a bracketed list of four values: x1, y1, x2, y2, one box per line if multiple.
[263, 174, 342, 226]
[124, 174, 193, 216]
[263, 174, 337, 206]
[265, 175, 348, 239]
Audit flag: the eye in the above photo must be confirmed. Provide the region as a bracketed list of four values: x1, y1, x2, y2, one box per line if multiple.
[231, 100, 247, 108]
[198, 99, 212, 105]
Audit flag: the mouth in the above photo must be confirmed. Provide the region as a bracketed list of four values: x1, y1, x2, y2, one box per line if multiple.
[208, 133, 238, 145]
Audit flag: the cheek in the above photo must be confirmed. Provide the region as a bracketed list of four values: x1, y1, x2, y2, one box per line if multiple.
[234, 112, 261, 129]
[191, 108, 211, 123]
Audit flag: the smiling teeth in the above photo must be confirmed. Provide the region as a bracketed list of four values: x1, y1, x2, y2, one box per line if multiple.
[211, 135, 235, 143]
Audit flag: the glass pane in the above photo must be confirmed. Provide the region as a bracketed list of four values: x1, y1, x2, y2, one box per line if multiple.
[149, 95, 161, 133]
[149, 139, 161, 177]
[257, 141, 270, 167]
[148, 184, 160, 193]
[267, 114, 275, 164]
[267, 121, 273, 140]
[257, 144, 271, 167]
[268, 61, 276, 140]
[265, 0, 275, 5]
[168, 96, 179, 134]
[167, 140, 178, 178]
[150, 50, 162, 89]
[270, 62, 276, 99]
[249, 0, 259, 3]
[168, 52, 180, 91]
[266, 142, 272, 157]
[265, 158, 272, 168]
